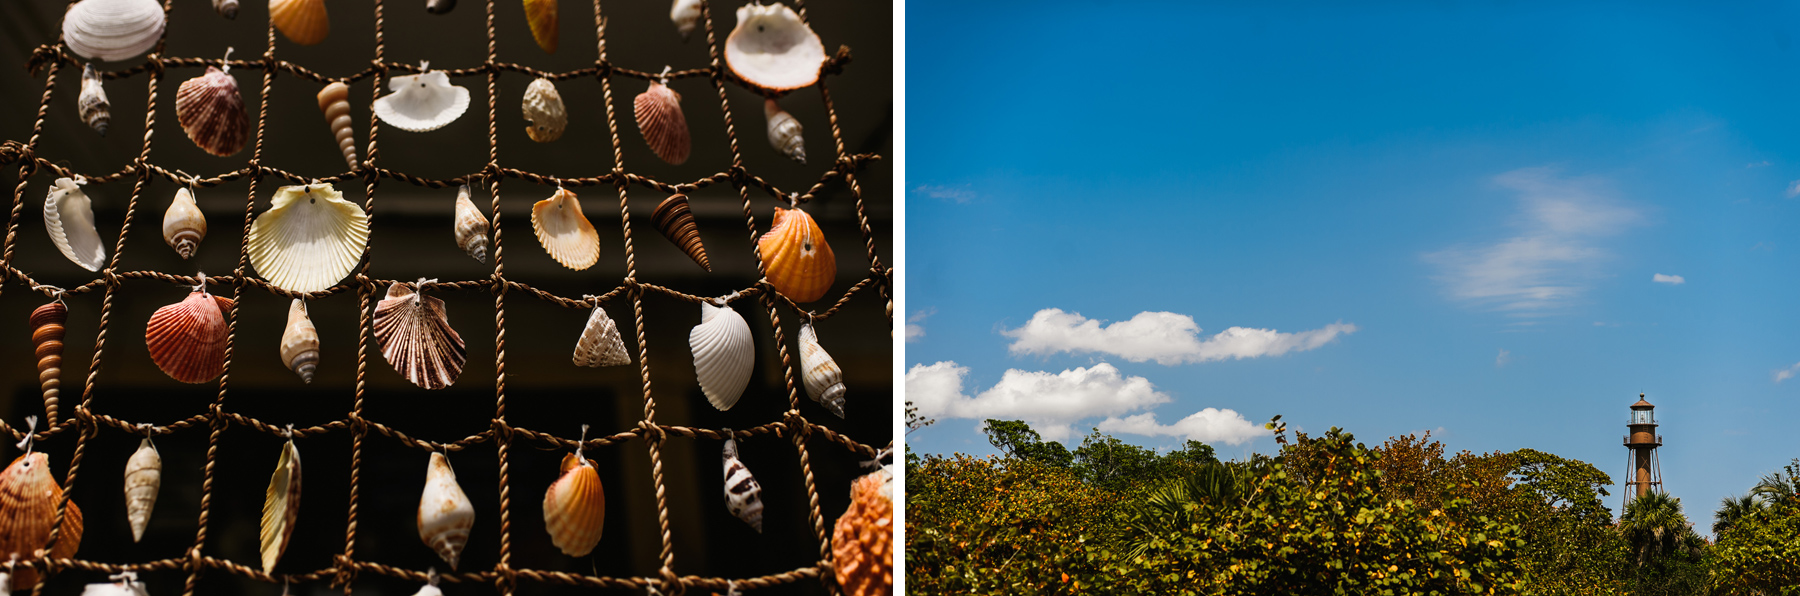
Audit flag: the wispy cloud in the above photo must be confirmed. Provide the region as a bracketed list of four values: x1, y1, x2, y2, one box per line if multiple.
[1745, 161, 1771, 169]
[1002, 309, 1356, 366]
[906, 362, 1171, 442]
[904, 309, 935, 343]
[1776, 361, 1800, 383]
[1652, 273, 1685, 285]
[1787, 180, 1800, 198]
[1495, 349, 1511, 367]
[912, 184, 976, 203]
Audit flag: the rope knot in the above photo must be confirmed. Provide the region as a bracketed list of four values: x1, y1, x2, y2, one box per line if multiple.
[636, 420, 666, 444]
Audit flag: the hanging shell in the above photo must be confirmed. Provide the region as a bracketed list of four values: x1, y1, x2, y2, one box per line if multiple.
[418, 452, 474, 569]
[79, 572, 148, 596]
[316, 82, 358, 169]
[373, 282, 467, 390]
[145, 289, 234, 384]
[213, 0, 239, 19]
[44, 177, 107, 272]
[669, 0, 701, 40]
[176, 66, 249, 157]
[725, 2, 825, 91]
[797, 323, 844, 418]
[162, 187, 206, 259]
[373, 70, 471, 132]
[832, 468, 894, 596]
[542, 452, 604, 557]
[521, 78, 567, 143]
[247, 183, 372, 293]
[78, 64, 111, 137]
[634, 81, 690, 165]
[522, 0, 558, 53]
[764, 99, 805, 164]
[530, 188, 599, 270]
[270, 0, 329, 45]
[572, 305, 630, 367]
[452, 184, 490, 263]
[411, 579, 443, 596]
[425, 0, 454, 14]
[651, 194, 708, 271]
[0, 453, 84, 591]
[280, 299, 319, 384]
[758, 206, 835, 303]
[30, 301, 67, 408]
[260, 439, 301, 574]
[123, 438, 161, 543]
[689, 301, 753, 410]
[61, 0, 166, 62]
[721, 432, 764, 533]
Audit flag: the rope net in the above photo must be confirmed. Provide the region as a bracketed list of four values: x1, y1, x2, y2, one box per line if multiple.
[0, 0, 890, 594]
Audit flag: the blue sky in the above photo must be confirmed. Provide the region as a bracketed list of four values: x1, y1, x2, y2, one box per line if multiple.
[904, 1, 1800, 531]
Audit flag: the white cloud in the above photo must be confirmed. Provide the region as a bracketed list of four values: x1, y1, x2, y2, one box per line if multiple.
[1097, 409, 1263, 446]
[1002, 308, 1356, 365]
[913, 184, 976, 203]
[1652, 273, 1685, 285]
[1775, 362, 1800, 383]
[1746, 161, 1771, 169]
[1788, 180, 1800, 198]
[1495, 349, 1511, 367]
[904, 309, 934, 343]
[905, 361, 1171, 441]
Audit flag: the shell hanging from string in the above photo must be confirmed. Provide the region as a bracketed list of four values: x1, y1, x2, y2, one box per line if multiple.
[175, 50, 250, 157]
[425, 0, 454, 14]
[720, 430, 764, 533]
[571, 303, 630, 368]
[634, 69, 691, 165]
[78, 571, 148, 596]
[798, 322, 845, 418]
[61, 0, 165, 62]
[452, 184, 490, 263]
[0, 450, 85, 590]
[725, 2, 826, 91]
[410, 569, 444, 596]
[78, 64, 110, 136]
[44, 176, 107, 272]
[316, 82, 358, 169]
[373, 64, 472, 132]
[260, 435, 301, 573]
[373, 281, 467, 390]
[530, 187, 599, 271]
[161, 186, 206, 259]
[832, 465, 894, 596]
[651, 194, 709, 271]
[669, 0, 701, 40]
[213, 0, 238, 19]
[30, 300, 67, 408]
[270, 0, 329, 45]
[689, 299, 754, 411]
[247, 182, 371, 293]
[521, 78, 567, 143]
[123, 437, 161, 542]
[543, 425, 604, 557]
[280, 299, 320, 384]
[764, 99, 805, 164]
[522, 0, 558, 53]
[758, 205, 835, 303]
[144, 279, 234, 384]
[418, 452, 474, 570]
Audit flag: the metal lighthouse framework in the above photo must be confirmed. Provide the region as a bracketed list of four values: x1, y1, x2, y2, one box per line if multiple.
[1623, 393, 1664, 509]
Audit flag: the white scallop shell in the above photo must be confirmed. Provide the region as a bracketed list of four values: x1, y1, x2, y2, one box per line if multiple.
[418, 452, 474, 569]
[764, 99, 805, 164]
[689, 301, 754, 410]
[44, 177, 107, 272]
[123, 438, 161, 543]
[247, 183, 372, 293]
[62, 0, 166, 62]
[530, 188, 599, 270]
[373, 70, 471, 132]
[670, 0, 701, 40]
[161, 186, 206, 259]
[78, 573, 149, 596]
[797, 323, 844, 418]
[521, 78, 567, 143]
[572, 305, 630, 367]
[725, 2, 826, 91]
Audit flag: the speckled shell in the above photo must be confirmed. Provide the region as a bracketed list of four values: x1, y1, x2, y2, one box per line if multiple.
[797, 323, 844, 418]
[721, 434, 764, 532]
[62, 0, 165, 62]
[280, 299, 319, 383]
[30, 302, 67, 408]
[521, 78, 567, 143]
[651, 194, 708, 271]
[634, 81, 690, 165]
[725, 2, 825, 91]
[669, 0, 701, 40]
[78, 64, 111, 136]
[270, 0, 329, 45]
[176, 66, 249, 157]
[214, 0, 239, 18]
[260, 439, 301, 574]
[123, 438, 161, 543]
[373, 71, 471, 132]
[758, 207, 835, 303]
[162, 187, 206, 259]
[689, 301, 753, 410]
[44, 177, 107, 272]
[832, 468, 893, 596]
[316, 82, 357, 168]
[145, 290, 234, 384]
[418, 452, 474, 569]
[572, 305, 630, 368]
[373, 282, 467, 390]
[530, 188, 599, 270]
[0, 453, 84, 590]
[522, 0, 558, 53]
[764, 99, 805, 164]
[543, 453, 604, 557]
[247, 183, 372, 293]
[453, 184, 490, 263]
[425, 0, 455, 14]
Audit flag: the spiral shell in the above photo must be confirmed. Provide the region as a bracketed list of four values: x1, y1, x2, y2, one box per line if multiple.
[62, 0, 165, 62]
[522, 0, 558, 53]
[30, 302, 67, 408]
[832, 468, 893, 596]
[453, 184, 490, 263]
[145, 289, 234, 384]
[634, 81, 690, 165]
[721, 432, 764, 532]
[78, 64, 111, 137]
[418, 452, 474, 569]
[44, 177, 107, 272]
[758, 207, 835, 303]
[764, 99, 805, 164]
[670, 0, 701, 40]
[124, 438, 161, 543]
[651, 194, 709, 271]
[531, 188, 599, 271]
[725, 2, 825, 91]
[798, 323, 845, 418]
[162, 187, 206, 259]
[280, 299, 319, 384]
[426, 0, 455, 14]
[0, 453, 84, 590]
[572, 305, 630, 368]
[316, 82, 357, 169]
[373, 282, 467, 390]
[214, 0, 239, 18]
[689, 301, 754, 411]
[270, 0, 329, 45]
[176, 66, 249, 157]
[543, 453, 604, 557]
[247, 183, 372, 293]
[261, 439, 301, 574]
[521, 78, 567, 143]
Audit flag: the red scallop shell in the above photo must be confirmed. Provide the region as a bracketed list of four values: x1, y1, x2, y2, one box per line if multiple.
[145, 291, 234, 383]
[176, 67, 250, 157]
[633, 82, 690, 165]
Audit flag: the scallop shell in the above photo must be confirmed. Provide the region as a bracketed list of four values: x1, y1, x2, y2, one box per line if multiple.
[542, 453, 604, 557]
[418, 452, 474, 569]
[30, 302, 67, 408]
[79, 573, 148, 596]
[452, 184, 490, 263]
[521, 78, 567, 143]
[373, 282, 467, 390]
[522, 0, 558, 53]
[797, 323, 844, 418]
[270, 0, 329, 45]
[725, 2, 826, 91]
[721, 432, 764, 532]
[62, 0, 166, 62]
[78, 64, 111, 136]
[758, 206, 835, 303]
[651, 194, 708, 271]
[530, 188, 599, 270]
[123, 438, 161, 543]
[316, 82, 358, 168]
[176, 66, 249, 157]
[689, 301, 753, 410]
[0, 453, 84, 591]
[260, 439, 301, 574]
[832, 468, 893, 596]
[162, 187, 206, 259]
[669, 0, 701, 40]
[44, 177, 107, 272]
[280, 299, 319, 383]
[214, 0, 239, 19]
[373, 70, 471, 132]
[764, 99, 805, 164]
[633, 81, 690, 165]
[145, 290, 234, 384]
[572, 305, 630, 368]
[247, 183, 372, 293]
[426, 0, 455, 14]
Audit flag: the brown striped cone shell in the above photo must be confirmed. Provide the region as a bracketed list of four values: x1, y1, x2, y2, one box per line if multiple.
[270, 0, 329, 45]
[651, 194, 709, 271]
[453, 184, 490, 263]
[764, 99, 805, 164]
[798, 323, 845, 418]
[725, 2, 825, 91]
[418, 452, 474, 569]
[61, 0, 164, 62]
[280, 298, 320, 384]
[260, 439, 301, 574]
[543, 453, 604, 557]
[572, 305, 630, 368]
[373, 71, 471, 132]
[78, 64, 110, 137]
[123, 438, 161, 543]
[45, 177, 107, 272]
[720, 433, 764, 533]
[531, 188, 599, 270]
[832, 468, 893, 596]
[175, 66, 249, 157]
[145, 290, 234, 384]
[316, 82, 357, 169]
[248, 183, 372, 293]
[162, 187, 206, 259]
[373, 282, 467, 390]
[30, 301, 67, 409]
[214, 0, 239, 18]
[689, 302, 753, 410]
[758, 207, 835, 303]
[634, 81, 690, 165]
[0, 453, 84, 590]
[669, 0, 700, 40]
[425, 0, 455, 14]
[522, 0, 558, 53]
[521, 78, 567, 143]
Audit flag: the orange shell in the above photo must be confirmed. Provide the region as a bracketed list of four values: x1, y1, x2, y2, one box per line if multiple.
[30, 302, 67, 406]
[758, 207, 835, 303]
[175, 67, 249, 157]
[542, 453, 604, 557]
[270, 0, 329, 45]
[633, 82, 690, 165]
[831, 471, 892, 596]
[522, 0, 558, 53]
[0, 453, 84, 590]
[145, 291, 234, 384]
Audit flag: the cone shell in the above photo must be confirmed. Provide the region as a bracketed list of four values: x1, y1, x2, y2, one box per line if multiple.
[78, 64, 111, 137]
[521, 78, 567, 143]
[248, 183, 372, 293]
[418, 452, 474, 569]
[317, 82, 358, 168]
[270, 0, 329, 45]
[669, 0, 700, 40]
[572, 305, 630, 368]
[725, 2, 826, 91]
[426, 0, 455, 14]
[145, 290, 234, 384]
[176, 66, 249, 157]
[124, 438, 161, 543]
[260, 439, 301, 574]
[0, 453, 84, 590]
[634, 81, 690, 165]
[543, 453, 603, 557]
[62, 0, 166, 62]
[522, 0, 558, 53]
[453, 185, 490, 263]
[530, 188, 599, 270]
[651, 194, 709, 271]
[721, 435, 764, 532]
[798, 323, 845, 418]
[832, 469, 893, 596]
[689, 302, 753, 410]
[764, 99, 805, 164]
[280, 299, 320, 383]
[374, 71, 471, 132]
[162, 187, 206, 259]
[44, 177, 107, 272]
[758, 207, 835, 303]
[373, 282, 467, 390]
[214, 0, 239, 19]
[30, 302, 67, 409]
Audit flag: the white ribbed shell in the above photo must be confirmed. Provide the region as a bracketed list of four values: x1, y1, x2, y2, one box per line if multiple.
[725, 2, 825, 91]
[44, 177, 107, 272]
[62, 0, 166, 62]
[572, 305, 630, 367]
[689, 302, 754, 410]
[247, 183, 371, 293]
[373, 71, 470, 132]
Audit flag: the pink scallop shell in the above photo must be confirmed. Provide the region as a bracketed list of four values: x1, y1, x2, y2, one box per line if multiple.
[145, 291, 234, 383]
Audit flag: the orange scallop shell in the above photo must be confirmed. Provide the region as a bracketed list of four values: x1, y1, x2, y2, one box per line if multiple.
[542, 453, 604, 557]
[270, 0, 329, 45]
[633, 82, 690, 165]
[0, 453, 84, 590]
[145, 290, 235, 384]
[175, 67, 249, 157]
[758, 207, 835, 303]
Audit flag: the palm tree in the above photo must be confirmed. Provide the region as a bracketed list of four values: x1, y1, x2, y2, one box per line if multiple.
[1750, 458, 1800, 506]
[1618, 492, 1703, 568]
[1121, 461, 1256, 558]
[1712, 494, 1763, 538]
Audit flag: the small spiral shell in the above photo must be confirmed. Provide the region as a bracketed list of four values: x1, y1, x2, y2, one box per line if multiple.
[29, 301, 66, 408]
[721, 432, 764, 532]
[316, 82, 357, 169]
[764, 99, 805, 164]
[78, 64, 110, 137]
[213, 0, 238, 18]
[651, 194, 709, 271]
[124, 438, 161, 542]
[452, 184, 490, 263]
[161, 187, 206, 259]
[280, 299, 320, 384]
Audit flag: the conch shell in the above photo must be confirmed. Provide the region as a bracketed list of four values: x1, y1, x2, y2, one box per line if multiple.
[175, 63, 250, 157]
[542, 451, 604, 557]
[260, 438, 301, 574]
[316, 82, 358, 168]
[452, 184, 490, 263]
[30, 301, 67, 407]
[373, 68, 471, 132]
[651, 194, 708, 271]
[572, 304, 630, 368]
[78, 64, 111, 137]
[669, 0, 701, 40]
[725, 2, 826, 91]
[689, 301, 753, 410]
[373, 281, 467, 390]
[522, 0, 558, 53]
[0, 453, 84, 590]
[521, 78, 567, 142]
[44, 177, 107, 272]
[721, 431, 764, 532]
[764, 99, 805, 164]
[757, 206, 835, 303]
[247, 183, 372, 293]
[123, 438, 161, 542]
[280, 299, 320, 383]
[832, 468, 894, 596]
[162, 186, 206, 259]
[214, 0, 239, 19]
[61, 0, 165, 62]
[270, 0, 329, 45]
[797, 323, 844, 418]
[634, 79, 690, 165]
[145, 287, 234, 384]
[418, 452, 474, 569]
[530, 188, 599, 270]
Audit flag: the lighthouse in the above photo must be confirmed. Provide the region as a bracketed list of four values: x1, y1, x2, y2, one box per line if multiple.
[1623, 393, 1663, 508]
